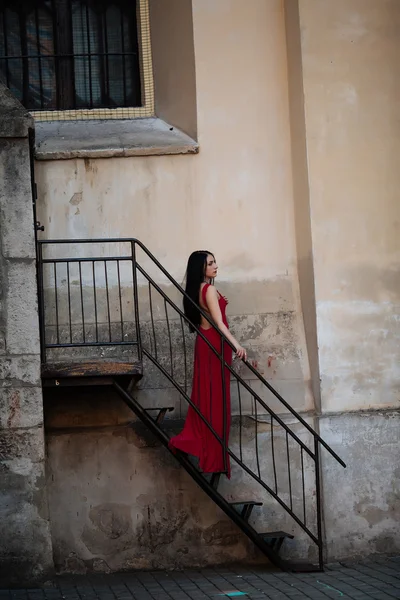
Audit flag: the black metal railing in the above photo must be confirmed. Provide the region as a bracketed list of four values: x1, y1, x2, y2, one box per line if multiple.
[37, 238, 346, 568]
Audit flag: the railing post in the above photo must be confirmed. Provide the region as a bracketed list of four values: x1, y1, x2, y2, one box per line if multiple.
[36, 242, 46, 363]
[131, 241, 142, 361]
[314, 437, 324, 570]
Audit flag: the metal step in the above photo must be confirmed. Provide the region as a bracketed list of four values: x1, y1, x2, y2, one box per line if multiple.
[210, 472, 222, 490]
[229, 500, 263, 522]
[260, 530, 294, 552]
[144, 406, 174, 425]
[202, 472, 224, 490]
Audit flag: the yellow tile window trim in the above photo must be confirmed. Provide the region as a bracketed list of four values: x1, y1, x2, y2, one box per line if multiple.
[32, 0, 154, 122]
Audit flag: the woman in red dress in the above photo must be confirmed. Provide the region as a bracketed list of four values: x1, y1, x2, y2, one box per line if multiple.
[169, 251, 247, 478]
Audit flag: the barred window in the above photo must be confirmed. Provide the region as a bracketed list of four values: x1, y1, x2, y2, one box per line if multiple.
[0, 0, 142, 112]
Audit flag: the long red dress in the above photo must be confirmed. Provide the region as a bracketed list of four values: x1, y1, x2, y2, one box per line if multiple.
[169, 283, 233, 477]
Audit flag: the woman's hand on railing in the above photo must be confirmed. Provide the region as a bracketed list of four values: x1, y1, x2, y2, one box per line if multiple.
[235, 345, 247, 360]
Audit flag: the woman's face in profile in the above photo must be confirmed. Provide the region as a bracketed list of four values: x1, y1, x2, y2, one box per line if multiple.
[205, 254, 218, 280]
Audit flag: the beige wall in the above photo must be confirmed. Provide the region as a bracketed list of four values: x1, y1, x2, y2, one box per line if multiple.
[293, 0, 400, 560]
[36, 0, 312, 410]
[284, 0, 321, 411]
[37, 0, 295, 286]
[150, 0, 198, 139]
[298, 0, 400, 412]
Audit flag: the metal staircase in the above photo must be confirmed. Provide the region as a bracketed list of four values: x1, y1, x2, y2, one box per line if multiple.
[37, 237, 346, 572]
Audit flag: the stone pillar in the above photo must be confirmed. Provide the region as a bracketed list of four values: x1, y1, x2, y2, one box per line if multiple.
[0, 84, 54, 584]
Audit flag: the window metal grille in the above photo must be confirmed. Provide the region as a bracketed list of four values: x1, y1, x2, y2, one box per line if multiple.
[0, 0, 147, 115]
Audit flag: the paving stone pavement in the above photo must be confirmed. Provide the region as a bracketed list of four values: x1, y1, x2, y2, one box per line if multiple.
[1, 556, 399, 600]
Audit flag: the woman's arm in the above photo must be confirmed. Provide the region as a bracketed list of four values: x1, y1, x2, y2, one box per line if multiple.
[205, 286, 247, 359]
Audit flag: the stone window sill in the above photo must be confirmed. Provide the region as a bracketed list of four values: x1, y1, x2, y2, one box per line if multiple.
[34, 117, 199, 160]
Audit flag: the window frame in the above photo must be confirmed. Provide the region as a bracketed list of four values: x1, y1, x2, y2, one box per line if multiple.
[0, 0, 154, 121]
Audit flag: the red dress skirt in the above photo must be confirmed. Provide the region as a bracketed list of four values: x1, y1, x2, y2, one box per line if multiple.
[169, 283, 233, 477]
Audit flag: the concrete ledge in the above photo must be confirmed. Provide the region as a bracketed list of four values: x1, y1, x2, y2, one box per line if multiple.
[35, 117, 199, 160]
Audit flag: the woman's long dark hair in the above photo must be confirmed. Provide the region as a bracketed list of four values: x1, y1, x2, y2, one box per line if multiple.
[183, 250, 214, 333]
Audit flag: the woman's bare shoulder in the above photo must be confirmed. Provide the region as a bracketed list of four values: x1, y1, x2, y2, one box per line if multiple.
[205, 285, 219, 300]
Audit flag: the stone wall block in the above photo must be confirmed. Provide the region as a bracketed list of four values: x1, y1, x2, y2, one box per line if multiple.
[0, 427, 45, 464]
[0, 139, 36, 259]
[5, 260, 40, 355]
[0, 387, 44, 429]
[320, 411, 400, 560]
[0, 499, 53, 584]
[0, 85, 33, 138]
[0, 82, 54, 584]
[0, 329, 5, 355]
[0, 355, 41, 386]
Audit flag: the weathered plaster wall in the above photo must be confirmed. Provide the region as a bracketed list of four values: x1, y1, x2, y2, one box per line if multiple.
[320, 412, 400, 559]
[298, 0, 400, 413]
[149, 0, 198, 139]
[296, 0, 400, 559]
[0, 85, 54, 584]
[44, 391, 318, 571]
[284, 0, 320, 411]
[46, 423, 263, 572]
[35, 0, 311, 411]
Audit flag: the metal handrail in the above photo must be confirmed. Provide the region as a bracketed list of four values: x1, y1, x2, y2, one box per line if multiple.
[37, 237, 345, 466]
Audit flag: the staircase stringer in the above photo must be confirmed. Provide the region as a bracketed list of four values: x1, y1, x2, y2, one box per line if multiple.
[112, 379, 293, 571]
